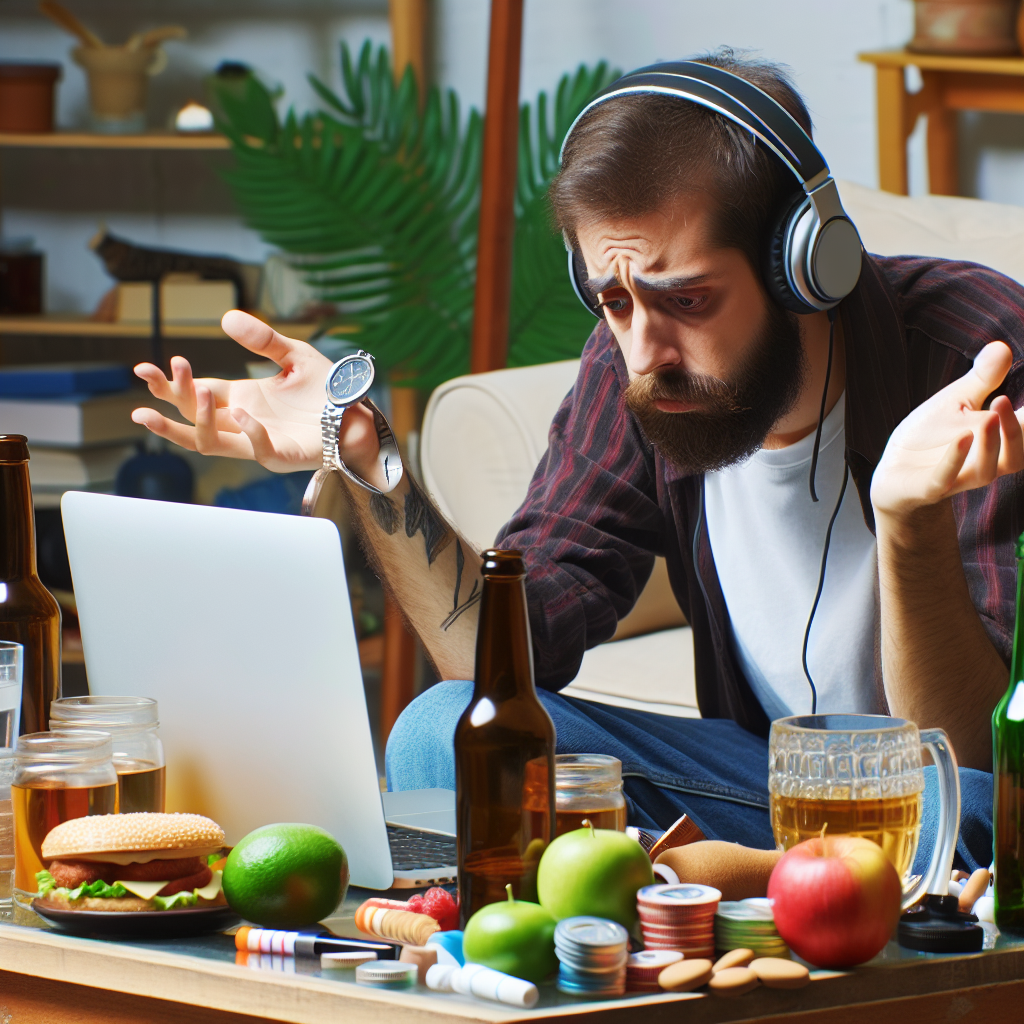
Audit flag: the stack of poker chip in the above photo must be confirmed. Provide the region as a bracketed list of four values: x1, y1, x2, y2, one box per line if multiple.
[715, 898, 789, 958]
[625, 949, 683, 992]
[554, 917, 630, 997]
[636, 883, 721, 957]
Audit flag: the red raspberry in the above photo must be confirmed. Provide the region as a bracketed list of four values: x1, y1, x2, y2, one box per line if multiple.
[420, 887, 459, 931]
[406, 894, 425, 915]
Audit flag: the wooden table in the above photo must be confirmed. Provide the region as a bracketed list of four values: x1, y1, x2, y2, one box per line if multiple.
[858, 50, 1024, 196]
[1, 889, 1022, 1024]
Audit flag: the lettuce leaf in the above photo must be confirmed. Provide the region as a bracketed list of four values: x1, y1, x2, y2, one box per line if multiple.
[35, 869, 128, 902]
[153, 890, 199, 911]
[34, 867, 208, 911]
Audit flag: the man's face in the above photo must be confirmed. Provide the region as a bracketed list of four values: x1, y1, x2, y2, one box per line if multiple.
[575, 194, 806, 473]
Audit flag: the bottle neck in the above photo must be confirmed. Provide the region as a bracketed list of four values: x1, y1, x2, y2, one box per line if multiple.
[0, 461, 37, 579]
[1009, 555, 1024, 695]
[473, 574, 536, 702]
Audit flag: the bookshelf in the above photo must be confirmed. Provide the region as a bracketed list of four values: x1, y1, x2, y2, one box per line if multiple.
[0, 314, 327, 341]
[0, 131, 230, 150]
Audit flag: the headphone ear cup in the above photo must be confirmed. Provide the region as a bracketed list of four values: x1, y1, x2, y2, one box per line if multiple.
[568, 248, 603, 318]
[763, 192, 819, 315]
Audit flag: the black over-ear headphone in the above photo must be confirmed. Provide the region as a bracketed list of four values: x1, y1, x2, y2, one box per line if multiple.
[562, 61, 863, 316]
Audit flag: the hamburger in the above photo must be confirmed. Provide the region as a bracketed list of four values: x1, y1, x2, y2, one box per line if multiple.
[36, 813, 227, 912]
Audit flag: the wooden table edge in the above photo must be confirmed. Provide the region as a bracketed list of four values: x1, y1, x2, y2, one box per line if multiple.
[1, 924, 1022, 1024]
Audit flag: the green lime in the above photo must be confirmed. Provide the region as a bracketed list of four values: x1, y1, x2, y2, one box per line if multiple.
[223, 823, 349, 928]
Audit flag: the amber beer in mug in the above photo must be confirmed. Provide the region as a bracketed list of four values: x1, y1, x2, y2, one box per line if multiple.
[768, 714, 960, 910]
[12, 731, 118, 906]
[455, 550, 556, 924]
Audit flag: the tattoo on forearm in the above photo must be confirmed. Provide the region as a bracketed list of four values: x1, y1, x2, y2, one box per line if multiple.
[369, 493, 400, 535]
[405, 479, 453, 564]
[440, 539, 481, 631]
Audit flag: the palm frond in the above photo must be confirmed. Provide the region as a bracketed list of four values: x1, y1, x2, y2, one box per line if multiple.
[212, 43, 617, 390]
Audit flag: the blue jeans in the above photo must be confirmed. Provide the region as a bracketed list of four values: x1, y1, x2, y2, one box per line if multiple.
[386, 680, 994, 874]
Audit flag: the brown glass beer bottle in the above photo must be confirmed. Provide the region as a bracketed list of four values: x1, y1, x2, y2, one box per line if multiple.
[0, 436, 61, 734]
[455, 549, 555, 924]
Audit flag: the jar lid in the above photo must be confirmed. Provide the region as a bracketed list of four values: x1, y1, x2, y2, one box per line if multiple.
[51, 695, 159, 730]
[555, 753, 622, 787]
[16, 729, 113, 764]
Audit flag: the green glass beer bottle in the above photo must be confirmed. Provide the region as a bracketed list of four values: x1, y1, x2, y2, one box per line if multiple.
[993, 533, 1024, 934]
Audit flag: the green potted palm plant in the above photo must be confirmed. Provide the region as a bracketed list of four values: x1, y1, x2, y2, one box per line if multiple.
[209, 43, 617, 391]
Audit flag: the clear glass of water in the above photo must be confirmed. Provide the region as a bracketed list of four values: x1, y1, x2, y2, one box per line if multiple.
[0, 747, 14, 917]
[0, 642, 22, 747]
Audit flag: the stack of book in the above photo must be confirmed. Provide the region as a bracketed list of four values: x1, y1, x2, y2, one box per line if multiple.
[0, 362, 150, 507]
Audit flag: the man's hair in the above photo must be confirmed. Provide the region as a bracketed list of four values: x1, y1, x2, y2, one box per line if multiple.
[550, 49, 813, 278]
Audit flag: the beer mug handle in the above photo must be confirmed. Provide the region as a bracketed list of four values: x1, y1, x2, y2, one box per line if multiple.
[902, 728, 960, 911]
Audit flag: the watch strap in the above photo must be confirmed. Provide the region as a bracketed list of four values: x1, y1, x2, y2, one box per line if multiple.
[332, 396, 404, 496]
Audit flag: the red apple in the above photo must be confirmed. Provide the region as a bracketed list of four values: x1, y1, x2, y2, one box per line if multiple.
[767, 834, 901, 968]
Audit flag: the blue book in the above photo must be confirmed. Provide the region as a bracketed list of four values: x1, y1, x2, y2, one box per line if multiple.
[0, 362, 132, 398]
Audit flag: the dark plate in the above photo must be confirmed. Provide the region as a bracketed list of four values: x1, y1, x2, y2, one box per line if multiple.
[32, 899, 240, 939]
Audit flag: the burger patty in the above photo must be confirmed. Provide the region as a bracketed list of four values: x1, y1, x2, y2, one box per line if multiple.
[49, 856, 208, 889]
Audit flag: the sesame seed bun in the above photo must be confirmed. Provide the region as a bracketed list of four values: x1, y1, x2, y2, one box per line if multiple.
[41, 813, 226, 863]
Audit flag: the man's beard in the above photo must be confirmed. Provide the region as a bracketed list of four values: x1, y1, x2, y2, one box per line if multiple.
[624, 301, 806, 474]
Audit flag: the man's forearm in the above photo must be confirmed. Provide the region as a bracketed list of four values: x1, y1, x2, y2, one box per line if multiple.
[344, 473, 481, 681]
[876, 500, 1005, 770]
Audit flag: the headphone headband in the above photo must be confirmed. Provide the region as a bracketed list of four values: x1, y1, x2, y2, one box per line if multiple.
[560, 60, 861, 316]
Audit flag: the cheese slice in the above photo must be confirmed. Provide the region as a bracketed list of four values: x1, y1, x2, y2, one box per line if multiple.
[194, 870, 223, 901]
[116, 879, 169, 900]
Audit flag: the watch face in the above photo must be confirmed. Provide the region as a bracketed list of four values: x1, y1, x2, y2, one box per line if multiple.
[327, 355, 374, 405]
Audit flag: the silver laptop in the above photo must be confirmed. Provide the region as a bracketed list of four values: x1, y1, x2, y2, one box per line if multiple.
[61, 491, 456, 889]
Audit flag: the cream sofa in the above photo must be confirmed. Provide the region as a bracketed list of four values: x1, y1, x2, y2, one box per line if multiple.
[419, 182, 1024, 716]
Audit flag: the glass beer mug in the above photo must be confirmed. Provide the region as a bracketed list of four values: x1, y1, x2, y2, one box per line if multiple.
[769, 714, 959, 910]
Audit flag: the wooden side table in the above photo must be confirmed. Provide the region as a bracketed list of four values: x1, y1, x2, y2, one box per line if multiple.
[858, 50, 1024, 196]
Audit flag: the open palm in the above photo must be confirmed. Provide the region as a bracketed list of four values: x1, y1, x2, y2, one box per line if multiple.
[871, 341, 1024, 516]
[132, 310, 333, 472]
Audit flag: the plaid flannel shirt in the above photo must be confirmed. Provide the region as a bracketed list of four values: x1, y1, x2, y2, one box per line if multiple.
[496, 254, 1024, 737]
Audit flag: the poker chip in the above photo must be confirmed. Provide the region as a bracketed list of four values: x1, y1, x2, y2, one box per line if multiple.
[636, 883, 720, 956]
[555, 917, 629, 998]
[715, 899, 790, 959]
[626, 949, 683, 991]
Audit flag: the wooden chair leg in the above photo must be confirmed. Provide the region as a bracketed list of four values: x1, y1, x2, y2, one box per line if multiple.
[926, 106, 959, 196]
[380, 593, 418, 744]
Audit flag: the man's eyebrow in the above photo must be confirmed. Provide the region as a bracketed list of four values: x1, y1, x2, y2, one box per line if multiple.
[585, 272, 711, 294]
[633, 273, 710, 292]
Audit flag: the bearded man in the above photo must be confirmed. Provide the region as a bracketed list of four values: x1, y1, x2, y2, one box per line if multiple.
[134, 52, 1024, 872]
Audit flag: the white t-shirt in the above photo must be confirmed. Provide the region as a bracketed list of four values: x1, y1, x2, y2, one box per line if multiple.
[703, 392, 881, 721]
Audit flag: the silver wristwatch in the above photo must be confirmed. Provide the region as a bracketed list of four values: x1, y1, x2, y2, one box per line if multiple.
[301, 350, 403, 516]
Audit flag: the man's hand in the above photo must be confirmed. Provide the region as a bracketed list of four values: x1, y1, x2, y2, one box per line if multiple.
[131, 310, 382, 479]
[871, 341, 1024, 517]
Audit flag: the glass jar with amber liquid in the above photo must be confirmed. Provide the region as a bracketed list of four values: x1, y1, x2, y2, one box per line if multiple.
[50, 696, 165, 813]
[455, 550, 555, 924]
[12, 730, 118, 907]
[555, 754, 626, 835]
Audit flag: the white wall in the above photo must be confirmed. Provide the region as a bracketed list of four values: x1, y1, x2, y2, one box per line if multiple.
[1, 0, 1022, 314]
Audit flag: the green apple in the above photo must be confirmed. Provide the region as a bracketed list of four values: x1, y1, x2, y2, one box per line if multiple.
[462, 884, 558, 983]
[537, 820, 654, 930]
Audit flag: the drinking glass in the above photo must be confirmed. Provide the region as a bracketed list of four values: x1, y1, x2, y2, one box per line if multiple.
[12, 731, 118, 908]
[768, 714, 959, 910]
[0, 641, 22, 747]
[51, 696, 165, 812]
[0, 747, 14, 917]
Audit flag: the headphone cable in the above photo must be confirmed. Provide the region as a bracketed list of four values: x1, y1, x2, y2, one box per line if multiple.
[808, 307, 838, 502]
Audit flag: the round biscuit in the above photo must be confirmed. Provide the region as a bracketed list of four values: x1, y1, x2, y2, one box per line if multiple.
[657, 958, 713, 992]
[713, 948, 754, 972]
[707, 966, 759, 997]
[749, 957, 810, 989]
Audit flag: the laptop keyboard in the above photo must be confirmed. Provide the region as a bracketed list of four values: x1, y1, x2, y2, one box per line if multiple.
[387, 826, 457, 871]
